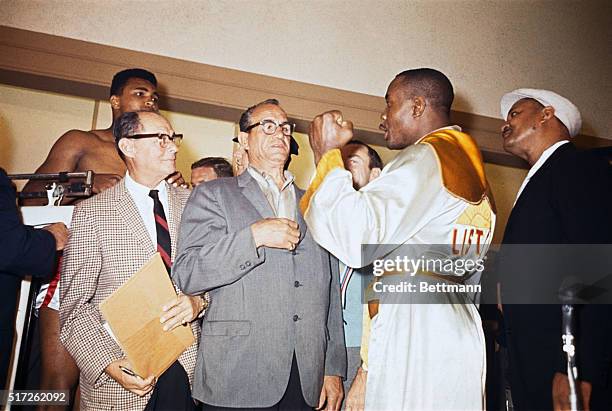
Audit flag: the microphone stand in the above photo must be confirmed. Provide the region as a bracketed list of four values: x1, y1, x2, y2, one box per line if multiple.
[561, 304, 579, 411]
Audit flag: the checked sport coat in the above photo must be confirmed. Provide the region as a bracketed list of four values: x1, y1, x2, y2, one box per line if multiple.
[59, 179, 199, 410]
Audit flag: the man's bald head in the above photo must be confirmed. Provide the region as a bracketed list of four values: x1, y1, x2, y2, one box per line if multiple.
[393, 68, 454, 116]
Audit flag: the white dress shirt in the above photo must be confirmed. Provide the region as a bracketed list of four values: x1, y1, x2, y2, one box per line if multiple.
[124, 172, 169, 246]
[247, 166, 297, 221]
[514, 140, 569, 204]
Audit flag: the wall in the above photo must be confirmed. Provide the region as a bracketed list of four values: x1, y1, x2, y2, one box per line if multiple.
[1, 0, 610, 138]
[0, 84, 524, 242]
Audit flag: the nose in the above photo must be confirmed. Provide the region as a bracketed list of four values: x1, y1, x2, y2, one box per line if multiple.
[501, 123, 510, 133]
[166, 140, 179, 153]
[381, 113, 387, 121]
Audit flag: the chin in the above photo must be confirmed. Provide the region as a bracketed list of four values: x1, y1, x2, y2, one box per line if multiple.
[386, 139, 409, 150]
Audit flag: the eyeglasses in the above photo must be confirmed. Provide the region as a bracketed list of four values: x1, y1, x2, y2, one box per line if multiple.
[244, 119, 295, 136]
[123, 132, 183, 148]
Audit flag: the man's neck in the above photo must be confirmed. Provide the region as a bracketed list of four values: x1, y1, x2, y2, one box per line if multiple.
[418, 113, 451, 140]
[526, 135, 569, 166]
[249, 162, 286, 189]
[127, 168, 165, 189]
[90, 128, 115, 143]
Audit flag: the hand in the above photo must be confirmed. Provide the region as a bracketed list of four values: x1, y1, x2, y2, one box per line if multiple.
[105, 358, 155, 397]
[552, 372, 591, 411]
[92, 173, 123, 194]
[345, 367, 366, 411]
[232, 144, 249, 176]
[43, 222, 69, 250]
[309, 110, 354, 164]
[250, 218, 299, 251]
[316, 375, 344, 411]
[160, 294, 203, 331]
[165, 171, 189, 189]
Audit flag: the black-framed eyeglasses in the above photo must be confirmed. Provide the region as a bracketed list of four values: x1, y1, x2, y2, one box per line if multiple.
[123, 132, 183, 148]
[244, 119, 295, 136]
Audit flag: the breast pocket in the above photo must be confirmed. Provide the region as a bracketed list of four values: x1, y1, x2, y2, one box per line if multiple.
[201, 320, 251, 337]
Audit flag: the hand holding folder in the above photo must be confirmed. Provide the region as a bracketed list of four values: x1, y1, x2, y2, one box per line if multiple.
[100, 253, 195, 378]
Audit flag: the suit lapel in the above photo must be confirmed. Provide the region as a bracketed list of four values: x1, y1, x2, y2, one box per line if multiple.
[295, 187, 308, 241]
[238, 171, 275, 219]
[116, 180, 156, 257]
[166, 184, 182, 260]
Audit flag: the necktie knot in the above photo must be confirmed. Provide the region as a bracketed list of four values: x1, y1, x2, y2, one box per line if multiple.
[149, 189, 160, 201]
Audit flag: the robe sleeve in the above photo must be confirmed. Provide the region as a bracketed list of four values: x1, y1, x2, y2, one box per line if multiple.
[301, 144, 446, 268]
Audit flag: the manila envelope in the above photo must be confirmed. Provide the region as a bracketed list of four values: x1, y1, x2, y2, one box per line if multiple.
[99, 253, 194, 378]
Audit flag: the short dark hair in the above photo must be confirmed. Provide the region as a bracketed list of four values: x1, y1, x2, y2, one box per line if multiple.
[239, 99, 280, 132]
[191, 157, 233, 178]
[394, 68, 454, 115]
[113, 111, 142, 160]
[110, 68, 157, 97]
[113, 111, 142, 142]
[346, 140, 383, 170]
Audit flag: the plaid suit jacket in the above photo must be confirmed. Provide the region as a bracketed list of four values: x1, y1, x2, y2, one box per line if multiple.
[59, 179, 199, 410]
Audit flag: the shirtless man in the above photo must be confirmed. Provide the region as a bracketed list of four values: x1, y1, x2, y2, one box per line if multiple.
[22, 68, 185, 410]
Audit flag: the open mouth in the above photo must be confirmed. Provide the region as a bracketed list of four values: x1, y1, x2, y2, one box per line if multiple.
[379, 124, 388, 139]
[501, 126, 512, 139]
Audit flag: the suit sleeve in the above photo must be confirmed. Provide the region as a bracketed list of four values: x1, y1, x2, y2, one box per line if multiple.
[554, 151, 612, 386]
[0, 171, 56, 278]
[172, 183, 265, 294]
[59, 205, 123, 386]
[324, 253, 347, 378]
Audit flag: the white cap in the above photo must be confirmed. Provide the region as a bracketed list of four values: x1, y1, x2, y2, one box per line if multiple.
[500, 88, 582, 137]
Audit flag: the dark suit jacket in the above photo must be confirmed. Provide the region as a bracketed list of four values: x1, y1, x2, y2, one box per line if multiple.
[0, 168, 56, 389]
[500, 143, 612, 410]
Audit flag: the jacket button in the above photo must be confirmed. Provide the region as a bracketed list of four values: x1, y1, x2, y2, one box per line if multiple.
[246, 261, 252, 267]
[293, 314, 300, 322]
[294, 281, 301, 288]
[240, 264, 245, 270]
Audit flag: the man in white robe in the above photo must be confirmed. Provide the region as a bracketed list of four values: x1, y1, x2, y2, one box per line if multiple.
[300, 68, 496, 410]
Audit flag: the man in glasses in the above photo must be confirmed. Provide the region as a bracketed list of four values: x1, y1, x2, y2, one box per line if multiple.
[19, 69, 187, 406]
[173, 99, 346, 410]
[59, 111, 204, 410]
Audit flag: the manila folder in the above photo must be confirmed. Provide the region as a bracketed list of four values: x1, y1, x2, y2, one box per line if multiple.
[99, 253, 194, 378]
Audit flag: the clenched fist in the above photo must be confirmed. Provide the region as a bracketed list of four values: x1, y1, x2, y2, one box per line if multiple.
[251, 218, 300, 251]
[309, 110, 354, 164]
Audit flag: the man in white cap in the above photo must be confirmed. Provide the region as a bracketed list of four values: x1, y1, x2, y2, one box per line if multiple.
[499, 88, 612, 410]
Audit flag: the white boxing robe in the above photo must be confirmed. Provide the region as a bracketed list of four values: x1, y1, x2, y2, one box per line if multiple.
[301, 127, 496, 410]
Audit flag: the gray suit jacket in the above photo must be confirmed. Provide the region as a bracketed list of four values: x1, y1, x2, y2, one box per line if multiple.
[173, 171, 346, 408]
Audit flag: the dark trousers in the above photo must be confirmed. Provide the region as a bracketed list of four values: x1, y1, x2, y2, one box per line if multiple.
[202, 354, 311, 411]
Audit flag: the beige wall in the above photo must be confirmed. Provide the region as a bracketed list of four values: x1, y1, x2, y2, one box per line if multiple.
[1, 0, 610, 138]
[1, 83, 524, 241]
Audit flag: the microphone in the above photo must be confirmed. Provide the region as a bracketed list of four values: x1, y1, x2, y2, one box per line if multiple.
[559, 277, 581, 410]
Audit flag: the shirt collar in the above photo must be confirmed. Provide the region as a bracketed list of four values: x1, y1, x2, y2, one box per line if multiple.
[526, 140, 569, 180]
[414, 125, 462, 145]
[247, 166, 295, 191]
[125, 172, 167, 198]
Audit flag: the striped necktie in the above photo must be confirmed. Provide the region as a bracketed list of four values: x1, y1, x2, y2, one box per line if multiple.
[149, 189, 172, 274]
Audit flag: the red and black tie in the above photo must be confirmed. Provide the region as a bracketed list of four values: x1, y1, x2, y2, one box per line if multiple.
[149, 189, 172, 274]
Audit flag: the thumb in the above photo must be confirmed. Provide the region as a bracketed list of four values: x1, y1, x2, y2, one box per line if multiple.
[316, 387, 327, 410]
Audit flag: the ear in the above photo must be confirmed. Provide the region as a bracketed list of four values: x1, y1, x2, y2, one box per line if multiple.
[369, 167, 381, 182]
[541, 106, 556, 124]
[412, 96, 426, 117]
[237, 131, 249, 150]
[110, 95, 121, 110]
[118, 138, 135, 159]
